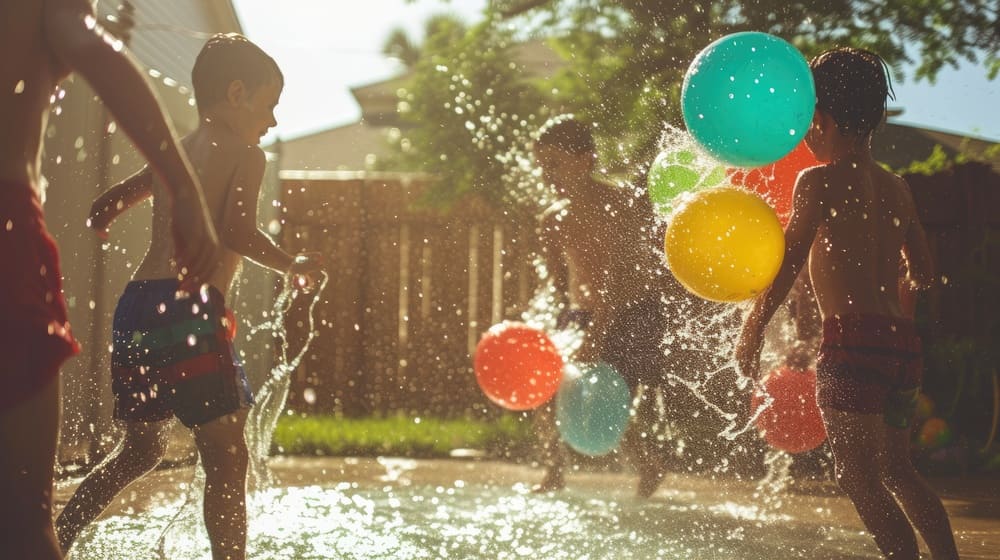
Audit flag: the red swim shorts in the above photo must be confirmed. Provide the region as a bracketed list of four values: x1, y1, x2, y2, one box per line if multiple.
[816, 313, 922, 428]
[0, 183, 80, 412]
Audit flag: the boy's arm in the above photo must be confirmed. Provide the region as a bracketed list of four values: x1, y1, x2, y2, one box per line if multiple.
[736, 169, 824, 380]
[538, 215, 571, 317]
[899, 178, 935, 289]
[87, 167, 153, 238]
[221, 148, 322, 277]
[44, 0, 220, 284]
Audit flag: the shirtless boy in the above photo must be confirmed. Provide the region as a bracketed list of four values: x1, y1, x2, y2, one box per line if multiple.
[532, 115, 701, 497]
[0, 1, 219, 557]
[736, 47, 959, 559]
[55, 34, 321, 560]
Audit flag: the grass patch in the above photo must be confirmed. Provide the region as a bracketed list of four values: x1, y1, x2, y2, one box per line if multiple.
[271, 414, 536, 459]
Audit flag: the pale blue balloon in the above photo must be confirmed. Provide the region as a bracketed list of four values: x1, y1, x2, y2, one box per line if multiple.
[682, 32, 816, 168]
[556, 363, 631, 456]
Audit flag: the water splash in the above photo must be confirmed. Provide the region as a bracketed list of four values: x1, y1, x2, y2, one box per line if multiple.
[151, 271, 329, 558]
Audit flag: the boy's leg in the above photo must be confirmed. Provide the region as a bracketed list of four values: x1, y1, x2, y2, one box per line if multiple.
[56, 419, 171, 553]
[532, 401, 567, 492]
[882, 423, 960, 560]
[822, 407, 920, 560]
[193, 409, 249, 560]
[0, 374, 62, 560]
[623, 385, 666, 498]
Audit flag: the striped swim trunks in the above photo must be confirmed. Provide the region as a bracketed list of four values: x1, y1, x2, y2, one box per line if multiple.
[111, 279, 253, 427]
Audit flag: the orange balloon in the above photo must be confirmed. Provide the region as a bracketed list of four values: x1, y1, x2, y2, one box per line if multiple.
[730, 140, 821, 227]
[474, 322, 564, 411]
[751, 366, 827, 453]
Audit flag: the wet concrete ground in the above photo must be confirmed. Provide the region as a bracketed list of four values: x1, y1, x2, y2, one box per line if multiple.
[54, 457, 1000, 559]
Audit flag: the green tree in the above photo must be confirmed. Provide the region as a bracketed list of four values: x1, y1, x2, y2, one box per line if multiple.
[385, 14, 551, 208]
[392, 0, 997, 205]
[493, 0, 1000, 171]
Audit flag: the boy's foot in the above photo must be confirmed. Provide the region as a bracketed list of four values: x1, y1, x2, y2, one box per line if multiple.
[636, 468, 664, 499]
[531, 469, 565, 493]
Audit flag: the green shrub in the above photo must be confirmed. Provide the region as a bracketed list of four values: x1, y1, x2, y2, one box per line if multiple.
[271, 414, 535, 459]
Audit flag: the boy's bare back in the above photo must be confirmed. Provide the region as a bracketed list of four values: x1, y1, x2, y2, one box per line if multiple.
[137, 125, 266, 296]
[541, 178, 670, 313]
[798, 157, 932, 319]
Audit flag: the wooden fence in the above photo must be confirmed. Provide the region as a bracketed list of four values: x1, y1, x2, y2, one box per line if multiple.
[278, 172, 540, 417]
[279, 164, 1000, 419]
[906, 162, 1000, 339]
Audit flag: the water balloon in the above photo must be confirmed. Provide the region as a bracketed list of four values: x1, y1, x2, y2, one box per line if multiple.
[647, 149, 728, 213]
[751, 366, 827, 454]
[556, 362, 631, 456]
[474, 321, 564, 411]
[681, 32, 816, 167]
[729, 140, 821, 226]
[664, 186, 784, 302]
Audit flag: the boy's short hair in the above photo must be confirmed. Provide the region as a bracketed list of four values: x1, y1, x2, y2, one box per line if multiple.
[535, 115, 595, 155]
[810, 47, 895, 138]
[192, 33, 282, 111]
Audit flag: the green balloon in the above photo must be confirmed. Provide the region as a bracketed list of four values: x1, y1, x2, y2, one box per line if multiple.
[701, 165, 728, 187]
[648, 151, 698, 205]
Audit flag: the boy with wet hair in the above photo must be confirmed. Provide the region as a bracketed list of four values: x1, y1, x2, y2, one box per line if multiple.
[531, 115, 706, 497]
[736, 47, 959, 559]
[56, 33, 322, 560]
[0, 1, 221, 557]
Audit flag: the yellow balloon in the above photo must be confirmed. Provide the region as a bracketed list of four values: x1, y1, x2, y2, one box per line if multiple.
[664, 187, 784, 302]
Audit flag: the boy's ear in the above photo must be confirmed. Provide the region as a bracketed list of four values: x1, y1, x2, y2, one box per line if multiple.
[226, 79, 248, 107]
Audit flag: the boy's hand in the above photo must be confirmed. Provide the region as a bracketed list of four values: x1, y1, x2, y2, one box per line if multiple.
[86, 202, 112, 240]
[735, 327, 764, 381]
[289, 252, 325, 293]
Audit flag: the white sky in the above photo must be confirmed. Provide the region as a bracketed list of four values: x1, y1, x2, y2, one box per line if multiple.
[232, 0, 1000, 143]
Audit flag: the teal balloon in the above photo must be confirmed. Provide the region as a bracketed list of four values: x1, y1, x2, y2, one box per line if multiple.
[556, 363, 631, 456]
[682, 32, 816, 168]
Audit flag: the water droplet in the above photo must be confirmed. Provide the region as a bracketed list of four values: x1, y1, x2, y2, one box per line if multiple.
[829, 208, 838, 217]
[892, 217, 901, 227]
[187, 334, 197, 346]
[302, 388, 316, 405]
[13, 80, 25, 94]
[940, 275, 949, 285]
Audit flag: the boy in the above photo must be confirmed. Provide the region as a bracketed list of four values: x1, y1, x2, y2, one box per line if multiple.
[0, 1, 220, 558]
[55, 34, 321, 560]
[531, 116, 706, 497]
[736, 47, 959, 560]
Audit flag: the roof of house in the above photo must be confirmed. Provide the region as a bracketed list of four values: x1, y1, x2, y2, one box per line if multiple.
[875, 121, 1000, 172]
[273, 121, 397, 172]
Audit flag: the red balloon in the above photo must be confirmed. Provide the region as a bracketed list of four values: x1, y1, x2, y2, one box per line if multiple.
[750, 366, 827, 453]
[474, 322, 564, 411]
[730, 140, 821, 227]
